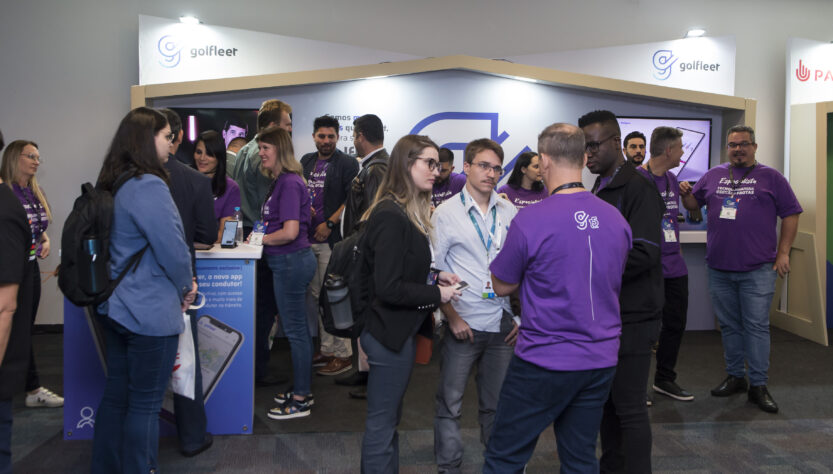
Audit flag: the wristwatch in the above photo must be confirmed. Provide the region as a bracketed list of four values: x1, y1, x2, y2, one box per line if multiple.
[326, 219, 335, 229]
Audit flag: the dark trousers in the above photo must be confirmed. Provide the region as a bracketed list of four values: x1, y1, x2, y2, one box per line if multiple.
[483, 356, 616, 474]
[655, 276, 689, 383]
[600, 319, 660, 474]
[24, 261, 41, 392]
[173, 309, 208, 451]
[0, 399, 11, 474]
[253, 242, 279, 380]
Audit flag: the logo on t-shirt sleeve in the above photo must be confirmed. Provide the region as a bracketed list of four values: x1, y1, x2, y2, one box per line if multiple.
[575, 211, 600, 230]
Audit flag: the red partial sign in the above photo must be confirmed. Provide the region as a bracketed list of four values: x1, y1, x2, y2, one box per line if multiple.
[795, 59, 833, 82]
[796, 59, 810, 82]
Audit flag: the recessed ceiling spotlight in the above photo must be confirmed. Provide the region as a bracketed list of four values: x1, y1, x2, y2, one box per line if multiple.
[685, 28, 706, 38]
[179, 15, 201, 25]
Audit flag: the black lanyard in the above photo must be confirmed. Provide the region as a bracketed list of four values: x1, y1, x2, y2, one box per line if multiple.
[591, 165, 622, 194]
[645, 163, 669, 196]
[728, 162, 756, 196]
[551, 182, 585, 195]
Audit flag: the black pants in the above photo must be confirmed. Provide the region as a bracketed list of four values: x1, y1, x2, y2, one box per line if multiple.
[173, 309, 208, 451]
[251, 229, 279, 380]
[600, 318, 660, 474]
[655, 275, 689, 384]
[25, 261, 41, 392]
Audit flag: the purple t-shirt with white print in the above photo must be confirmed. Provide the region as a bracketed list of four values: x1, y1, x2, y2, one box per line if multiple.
[307, 159, 329, 240]
[692, 162, 802, 272]
[636, 167, 687, 278]
[213, 177, 241, 220]
[261, 173, 311, 256]
[432, 172, 466, 207]
[497, 184, 549, 210]
[490, 191, 632, 371]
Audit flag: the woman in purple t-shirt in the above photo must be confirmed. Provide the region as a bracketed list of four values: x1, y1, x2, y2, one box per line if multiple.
[497, 151, 548, 209]
[257, 126, 318, 421]
[0, 140, 64, 408]
[194, 130, 241, 242]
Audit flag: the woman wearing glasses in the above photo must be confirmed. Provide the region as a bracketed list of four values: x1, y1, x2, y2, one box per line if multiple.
[193, 130, 241, 242]
[91, 107, 196, 474]
[497, 151, 548, 209]
[0, 141, 64, 409]
[359, 134, 461, 472]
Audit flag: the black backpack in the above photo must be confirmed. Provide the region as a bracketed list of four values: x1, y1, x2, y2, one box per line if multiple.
[59, 175, 147, 308]
[318, 222, 370, 338]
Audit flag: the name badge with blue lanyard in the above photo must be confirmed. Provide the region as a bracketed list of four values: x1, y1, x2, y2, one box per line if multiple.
[461, 193, 500, 299]
[720, 163, 756, 220]
[662, 217, 677, 242]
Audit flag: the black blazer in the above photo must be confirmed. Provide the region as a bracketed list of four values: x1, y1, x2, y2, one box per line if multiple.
[300, 149, 359, 245]
[164, 157, 218, 271]
[361, 199, 441, 352]
[343, 149, 388, 238]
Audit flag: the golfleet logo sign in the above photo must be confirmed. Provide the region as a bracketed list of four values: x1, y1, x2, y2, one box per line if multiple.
[652, 49, 723, 81]
[795, 59, 833, 82]
[156, 34, 239, 69]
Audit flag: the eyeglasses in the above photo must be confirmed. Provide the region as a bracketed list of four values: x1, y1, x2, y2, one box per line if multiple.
[585, 134, 619, 153]
[471, 161, 504, 176]
[20, 152, 41, 162]
[727, 141, 754, 149]
[165, 133, 176, 143]
[417, 157, 440, 171]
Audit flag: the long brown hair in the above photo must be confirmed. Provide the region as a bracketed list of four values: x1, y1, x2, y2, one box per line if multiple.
[363, 134, 438, 235]
[257, 126, 305, 182]
[96, 107, 170, 192]
[1, 140, 52, 222]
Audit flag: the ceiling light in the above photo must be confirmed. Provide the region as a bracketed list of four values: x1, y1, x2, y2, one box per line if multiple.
[179, 15, 201, 25]
[685, 28, 706, 38]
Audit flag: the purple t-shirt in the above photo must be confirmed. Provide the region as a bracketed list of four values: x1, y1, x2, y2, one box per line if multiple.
[213, 177, 241, 220]
[497, 184, 548, 209]
[261, 173, 311, 256]
[432, 172, 466, 207]
[636, 167, 687, 278]
[692, 163, 802, 272]
[490, 192, 632, 371]
[12, 183, 48, 261]
[307, 159, 330, 240]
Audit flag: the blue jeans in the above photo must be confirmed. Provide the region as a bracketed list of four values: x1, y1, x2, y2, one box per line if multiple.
[360, 330, 417, 474]
[91, 317, 179, 474]
[483, 356, 616, 474]
[0, 399, 11, 474]
[266, 248, 316, 396]
[708, 263, 777, 386]
[434, 326, 513, 473]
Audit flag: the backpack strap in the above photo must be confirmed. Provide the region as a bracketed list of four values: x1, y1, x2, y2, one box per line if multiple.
[109, 245, 149, 290]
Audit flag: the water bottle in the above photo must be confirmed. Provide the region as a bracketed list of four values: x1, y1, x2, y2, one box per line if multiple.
[325, 275, 354, 329]
[80, 237, 107, 296]
[233, 207, 244, 244]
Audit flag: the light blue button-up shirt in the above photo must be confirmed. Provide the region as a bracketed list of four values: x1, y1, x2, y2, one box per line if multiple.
[430, 186, 517, 332]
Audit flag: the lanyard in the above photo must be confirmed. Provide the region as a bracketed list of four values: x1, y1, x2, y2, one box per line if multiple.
[645, 163, 670, 196]
[460, 192, 497, 253]
[728, 162, 756, 195]
[551, 182, 584, 195]
[592, 165, 622, 194]
[14, 184, 43, 239]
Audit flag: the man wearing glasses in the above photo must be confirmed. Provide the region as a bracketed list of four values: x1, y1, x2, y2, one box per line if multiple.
[680, 125, 801, 414]
[579, 110, 664, 474]
[430, 138, 518, 472]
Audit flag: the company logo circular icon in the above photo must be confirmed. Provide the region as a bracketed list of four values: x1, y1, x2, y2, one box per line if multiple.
[796, 59, 811, 82]
[158, 34, 182, 68]
[652, 49, 678, 81]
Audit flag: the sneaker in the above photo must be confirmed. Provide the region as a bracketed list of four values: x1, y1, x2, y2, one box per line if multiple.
[653, 380, 695, 402]
[267, 398, 311, 420]
[316, 357, 353, 376]
[273, 391, 314, 406]
[25, 387, 64, 408]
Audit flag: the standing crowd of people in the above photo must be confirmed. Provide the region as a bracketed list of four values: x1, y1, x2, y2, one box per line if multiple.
[0, 98, 801, 473]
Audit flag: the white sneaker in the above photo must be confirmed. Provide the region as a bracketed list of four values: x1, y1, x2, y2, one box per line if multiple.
[25, 387, 64, 408]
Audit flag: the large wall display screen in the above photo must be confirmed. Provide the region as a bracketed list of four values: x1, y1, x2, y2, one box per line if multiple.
[618, 116, 712, 182]
[170, 108, 258, 166]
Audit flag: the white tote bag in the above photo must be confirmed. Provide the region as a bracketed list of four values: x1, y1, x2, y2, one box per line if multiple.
[169, 293, 205, 400]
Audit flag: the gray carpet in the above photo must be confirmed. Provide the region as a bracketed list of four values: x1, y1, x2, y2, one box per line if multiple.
[11, 327, 833, 472]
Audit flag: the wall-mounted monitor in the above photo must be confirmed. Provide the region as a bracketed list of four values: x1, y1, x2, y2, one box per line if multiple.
[617, 116, 712, 182]
[171, 107, 258, 167]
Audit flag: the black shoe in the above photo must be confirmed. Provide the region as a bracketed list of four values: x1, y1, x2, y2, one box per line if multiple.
[710, 375, 748, 397]
[335, 370, 368, 386]
[181, 433, 213, 458]
[256, 374, 288, 387]
[748, 385, 779, 413]
[653, 380, 695, 401]
[348, 387, 367, 399]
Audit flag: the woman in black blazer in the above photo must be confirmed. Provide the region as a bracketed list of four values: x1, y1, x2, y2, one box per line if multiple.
[359, 134, 461, 473]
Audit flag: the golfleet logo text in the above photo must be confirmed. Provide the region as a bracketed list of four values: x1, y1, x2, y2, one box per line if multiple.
[652, 49, 722, 81]
[157, 34, 240, 69]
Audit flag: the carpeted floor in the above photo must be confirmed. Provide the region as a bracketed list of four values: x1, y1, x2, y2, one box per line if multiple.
[11, 327, 833, 472]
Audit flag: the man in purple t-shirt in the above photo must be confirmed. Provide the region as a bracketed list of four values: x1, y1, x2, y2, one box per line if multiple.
[636, 127, 694, 403]
[483, 123, 631, 473]
[432, 147, 467, 207]
[681, 125, 801, 414]
[299, 115, 360, 377]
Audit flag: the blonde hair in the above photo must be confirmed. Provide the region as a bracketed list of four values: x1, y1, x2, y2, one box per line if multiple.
[363, 134, 437, 235]
[1, 140, 52, 222]
[257, 126, 305, 182]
